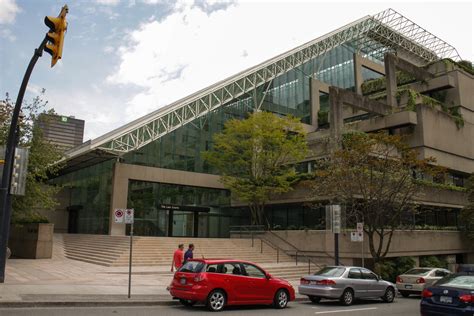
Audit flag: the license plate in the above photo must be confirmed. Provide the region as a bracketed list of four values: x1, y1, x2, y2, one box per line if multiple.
[439, 296, 452, 304]
[404, 285, 413, 289]
[180, 278, 186, 285]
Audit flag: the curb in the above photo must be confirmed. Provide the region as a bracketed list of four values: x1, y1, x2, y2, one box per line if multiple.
[0, 297, 309, 308]
[0, 300, 178, 308]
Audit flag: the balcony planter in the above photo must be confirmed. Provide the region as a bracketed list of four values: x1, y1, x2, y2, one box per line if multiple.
[8, 223, 54, 259]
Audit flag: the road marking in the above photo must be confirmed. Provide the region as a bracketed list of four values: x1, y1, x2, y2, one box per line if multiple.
[314, 307, 378, 314]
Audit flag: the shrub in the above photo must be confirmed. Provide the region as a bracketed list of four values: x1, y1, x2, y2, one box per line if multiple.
[419, 255, 448, 268]
[375, 256, 416, 282]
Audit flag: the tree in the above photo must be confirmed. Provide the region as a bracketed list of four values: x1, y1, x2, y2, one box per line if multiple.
[203, 111, 308, 226]
[460, 173, 474, 241]
[310, 131, 440, 263]
[0, 91, 63, 223]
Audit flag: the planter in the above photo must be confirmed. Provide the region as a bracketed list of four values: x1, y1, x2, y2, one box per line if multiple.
[8, 223, 54, 259]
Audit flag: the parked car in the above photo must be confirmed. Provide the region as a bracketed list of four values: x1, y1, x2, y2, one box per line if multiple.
[420, 272, 474, 315]
[396, 267, 451, 297]
[299, 266, 396, 306]
[168, 259, 295, 312]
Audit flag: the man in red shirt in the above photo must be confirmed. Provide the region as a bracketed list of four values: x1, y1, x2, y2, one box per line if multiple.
[171, 244, 184, 272]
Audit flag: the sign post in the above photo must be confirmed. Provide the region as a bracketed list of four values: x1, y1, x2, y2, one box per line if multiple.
[326, 205, 341, 266]
[357, 222, 364, 268]
[114, 208, 134, 298]
[124, 209, 134, 299]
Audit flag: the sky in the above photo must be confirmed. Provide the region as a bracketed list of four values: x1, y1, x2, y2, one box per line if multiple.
[0, 0, 473, 141]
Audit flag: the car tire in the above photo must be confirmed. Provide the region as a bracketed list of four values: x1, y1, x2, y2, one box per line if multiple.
[399, 291, 410, 298]
[273, 289, 289, 309]
[382, 287, 395, 303]
[179, 299, 196, 307]
[309, 296, 321, 303]
[207, 289, 226, 312]
[340, 288, 354, 306]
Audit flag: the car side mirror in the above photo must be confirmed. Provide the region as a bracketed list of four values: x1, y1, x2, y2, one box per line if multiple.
[266, 273, 272, 280]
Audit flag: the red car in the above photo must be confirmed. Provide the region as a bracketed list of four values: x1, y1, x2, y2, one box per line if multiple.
[169, 259, 295, 311]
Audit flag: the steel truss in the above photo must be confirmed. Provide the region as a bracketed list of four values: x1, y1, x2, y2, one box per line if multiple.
[68, 9, 460, 156]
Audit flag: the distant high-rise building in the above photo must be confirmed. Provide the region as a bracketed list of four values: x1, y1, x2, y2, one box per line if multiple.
[37, 114, 84, 150]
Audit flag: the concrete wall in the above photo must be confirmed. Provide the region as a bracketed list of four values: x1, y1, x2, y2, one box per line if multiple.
[268, 230, 473, 263]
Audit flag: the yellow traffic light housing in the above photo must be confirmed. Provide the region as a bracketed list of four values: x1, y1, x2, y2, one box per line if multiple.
[44, 5, 68, 67]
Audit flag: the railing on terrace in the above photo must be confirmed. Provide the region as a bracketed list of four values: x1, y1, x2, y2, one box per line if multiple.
[230, 225, 322, 274]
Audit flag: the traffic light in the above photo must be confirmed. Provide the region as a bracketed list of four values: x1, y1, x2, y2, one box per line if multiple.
[44, 5, 68, 67]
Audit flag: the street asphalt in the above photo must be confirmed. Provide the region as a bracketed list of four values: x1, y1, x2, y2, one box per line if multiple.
[0, 296, 421, 316]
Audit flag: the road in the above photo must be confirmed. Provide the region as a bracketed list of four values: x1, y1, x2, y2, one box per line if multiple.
[0, 297, 421, 316]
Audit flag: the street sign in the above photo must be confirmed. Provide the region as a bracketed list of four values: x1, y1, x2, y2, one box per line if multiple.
[351, 231, 364, 242]
[331, 205, 341, 234]
[114, 209, 124, 223]
[124, 209, 134, 224]
[357, 222, 364, 233]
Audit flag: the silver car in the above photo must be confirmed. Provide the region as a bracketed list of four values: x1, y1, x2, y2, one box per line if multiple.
[396, 267, 451, 297]
[298, 266, 396, 306]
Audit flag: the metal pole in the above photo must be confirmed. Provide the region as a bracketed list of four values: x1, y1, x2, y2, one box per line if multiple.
[335, 233, 339, 266]
[260, 239, 263, 254]
[0, 35, 48, 283]
[361, 233, 365, 268]
[308, 259, 310, 274]
[251, 231, 254, 247]
[296, 251, 298, 266]
[128, 223, 133, 299]
[277, 248, 279, 263]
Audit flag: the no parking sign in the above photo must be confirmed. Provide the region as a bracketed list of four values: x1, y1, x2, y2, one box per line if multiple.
[114, 209, 124, 223]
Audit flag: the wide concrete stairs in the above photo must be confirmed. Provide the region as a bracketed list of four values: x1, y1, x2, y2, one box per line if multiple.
[60, 234, 315, 281]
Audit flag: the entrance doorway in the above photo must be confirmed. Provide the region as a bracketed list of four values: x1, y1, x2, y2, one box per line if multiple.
[161, 204, 210, 238]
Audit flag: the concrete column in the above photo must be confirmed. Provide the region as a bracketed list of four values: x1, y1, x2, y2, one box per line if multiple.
[310, 78, 320, 129]
[109, 162, 128, 236]
[384, 55, 398, 107]
[329, 86, 343, 149]
[353, 53, 364, 95]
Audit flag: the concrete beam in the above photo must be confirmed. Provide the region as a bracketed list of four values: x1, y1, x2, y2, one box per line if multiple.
[349, 110, 418, 132]
[353, 53, 385, 95]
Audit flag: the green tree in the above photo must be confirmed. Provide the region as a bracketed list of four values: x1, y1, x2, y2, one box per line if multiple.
[310, 131, 440, 263]
[203, 111, 308, 226]
[0, 91, 63, 223]
[460, 173, 474, 241]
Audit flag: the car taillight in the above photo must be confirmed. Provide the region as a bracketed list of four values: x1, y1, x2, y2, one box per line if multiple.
[459, 294, 474, 303]
[316, 279, 336, 286]
[396, 276, 403, 283]
[300, 278, 310, 285]
[416, 277, 426, 284]
[193, 274, 205, 282]
[422, 289, 433, 298]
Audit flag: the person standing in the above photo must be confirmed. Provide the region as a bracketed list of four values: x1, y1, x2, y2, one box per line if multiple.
[184, 243, 194, 263]
[171, 244, 184, 272]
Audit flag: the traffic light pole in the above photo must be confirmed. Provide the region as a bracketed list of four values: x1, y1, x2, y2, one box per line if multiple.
[0, 35, 48, 283]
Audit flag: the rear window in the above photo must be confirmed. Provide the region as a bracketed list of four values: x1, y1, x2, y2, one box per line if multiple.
[314, 267, 345, 277]
[436, 275, 474, 290]
[404, 268, 431, 276]
[179, 261, 205, 273]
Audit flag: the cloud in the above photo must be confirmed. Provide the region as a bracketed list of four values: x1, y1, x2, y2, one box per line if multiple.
[0, 28, 15, 41]
[96, 0, 120, 5]
[0, 0, 20, 24]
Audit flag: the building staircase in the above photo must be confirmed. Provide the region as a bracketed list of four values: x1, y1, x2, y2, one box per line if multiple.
[59, 234, 317, 280]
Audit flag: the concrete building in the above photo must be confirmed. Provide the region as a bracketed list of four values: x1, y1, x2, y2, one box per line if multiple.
[49, 9, 473, 264]
[37, 114, 85, 150]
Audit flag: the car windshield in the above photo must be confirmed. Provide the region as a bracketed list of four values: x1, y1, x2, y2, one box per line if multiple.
[404, 268, 431, 276]
[314, 267, 345, 277]
[179, 261, 205, 273]
[436, 275, 474, 290]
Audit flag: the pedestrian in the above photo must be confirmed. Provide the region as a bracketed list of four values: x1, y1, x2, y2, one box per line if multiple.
[184, 243, 194, 263]
[171, 244, 184, 272]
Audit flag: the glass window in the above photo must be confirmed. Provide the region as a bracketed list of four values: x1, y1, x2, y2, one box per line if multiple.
[242, 263, 266, 278]
[405, 268, 431, 276]
[314, 267, 345, 277]
[179, 261, 205, 273]
[435, 275, 474, 290]
[361, 269, 378, 280]
[348, 268, 362, 279]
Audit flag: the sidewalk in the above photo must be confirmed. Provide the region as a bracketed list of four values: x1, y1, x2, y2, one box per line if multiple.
[0, 241, 304, 307]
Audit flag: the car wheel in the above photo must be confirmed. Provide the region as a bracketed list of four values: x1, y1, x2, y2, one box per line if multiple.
[207, 289, 226, 312]
[340, 289, 354, 306]
[382, 287, 395, 303]
[179, 299, 196, 307]
[399, 291, 410, 298]
[309, 296, 321, 303]
[274, 289, 289, 309]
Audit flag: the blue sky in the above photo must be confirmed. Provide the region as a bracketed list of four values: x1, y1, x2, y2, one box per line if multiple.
[0, 0, 472, 141]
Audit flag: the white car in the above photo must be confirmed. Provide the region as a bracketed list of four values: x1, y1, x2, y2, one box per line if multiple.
[396, 267, 451, 297]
